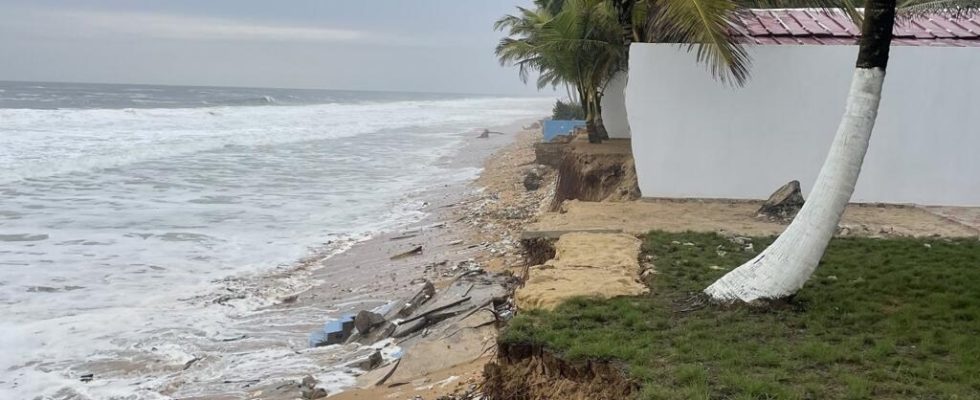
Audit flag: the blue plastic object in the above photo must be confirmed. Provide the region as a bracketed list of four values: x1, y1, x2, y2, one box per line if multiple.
[542, 120, 586, 142]
[308, 313, 356, 347]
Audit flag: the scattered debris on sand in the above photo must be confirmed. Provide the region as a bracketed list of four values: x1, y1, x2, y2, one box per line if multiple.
[327, 128, 554, 400]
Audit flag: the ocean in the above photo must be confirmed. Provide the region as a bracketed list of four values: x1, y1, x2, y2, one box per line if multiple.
[0, 81, 551, 398]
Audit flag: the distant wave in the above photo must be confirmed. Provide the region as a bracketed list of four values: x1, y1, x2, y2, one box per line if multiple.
[0, 96, 553, 184]
[223, 95, 280, 106]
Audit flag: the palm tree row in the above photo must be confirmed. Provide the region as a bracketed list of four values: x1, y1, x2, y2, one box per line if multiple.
[495, 0, 622, 142]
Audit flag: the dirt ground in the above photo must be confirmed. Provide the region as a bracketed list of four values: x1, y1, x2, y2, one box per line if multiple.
[924, 206, 980, 232]
[525, 199, 980, 239]
[516, 232, 648, 311]
[331, 356, 489, 400]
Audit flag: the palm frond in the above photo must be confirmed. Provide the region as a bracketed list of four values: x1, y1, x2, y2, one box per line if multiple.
[898, 0, 980, 19]
[653, 0, 751, 85]
[742, 0, 864, 24]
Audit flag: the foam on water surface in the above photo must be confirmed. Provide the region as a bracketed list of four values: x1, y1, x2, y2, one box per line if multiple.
[0, 86, 552, 399]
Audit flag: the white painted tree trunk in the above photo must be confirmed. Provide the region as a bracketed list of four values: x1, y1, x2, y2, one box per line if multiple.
[704, 68, 886, 303]
[601, 69, 632, 139]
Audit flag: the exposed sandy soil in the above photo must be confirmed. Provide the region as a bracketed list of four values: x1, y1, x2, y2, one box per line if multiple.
[924, 206, 980, 232]
[516, 232, 647, 311]
[551, 136, 640, 210]
[525, 199, 980, 239]
[331, 356, 488, 400]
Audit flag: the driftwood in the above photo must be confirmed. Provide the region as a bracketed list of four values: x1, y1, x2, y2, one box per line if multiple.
[477, 129, 506, 138]
[390, 245, 423, 260]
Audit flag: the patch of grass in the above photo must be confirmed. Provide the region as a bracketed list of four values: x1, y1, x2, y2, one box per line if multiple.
[502, 231, 980, 399]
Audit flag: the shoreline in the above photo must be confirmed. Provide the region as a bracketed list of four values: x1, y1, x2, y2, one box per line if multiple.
[171, 119, 549, 399]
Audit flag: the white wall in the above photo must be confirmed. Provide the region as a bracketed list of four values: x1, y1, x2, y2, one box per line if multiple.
[627, 44, 980, 206]
[601, 70, 632, 138]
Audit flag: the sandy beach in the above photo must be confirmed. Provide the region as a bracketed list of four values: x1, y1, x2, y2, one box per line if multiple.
[152, 121, 555, 400]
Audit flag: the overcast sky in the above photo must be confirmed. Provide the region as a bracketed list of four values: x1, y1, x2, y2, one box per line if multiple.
[0, 0, 546, 95]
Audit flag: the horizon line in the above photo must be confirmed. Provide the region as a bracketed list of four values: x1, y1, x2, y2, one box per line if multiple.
[0, 78, 553, 99]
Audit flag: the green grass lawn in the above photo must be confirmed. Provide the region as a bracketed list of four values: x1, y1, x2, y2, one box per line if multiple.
[502, 232, 980, 399]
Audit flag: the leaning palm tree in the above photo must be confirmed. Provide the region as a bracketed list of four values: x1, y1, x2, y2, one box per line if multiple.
[705, 0, 980, 302]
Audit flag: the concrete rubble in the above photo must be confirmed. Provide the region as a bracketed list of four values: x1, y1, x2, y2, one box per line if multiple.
[308, 267, 517, 391]
[758, 180, 805, 221]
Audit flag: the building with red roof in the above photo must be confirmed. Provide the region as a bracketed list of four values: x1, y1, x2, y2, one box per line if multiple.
[617, 10, 980, 206]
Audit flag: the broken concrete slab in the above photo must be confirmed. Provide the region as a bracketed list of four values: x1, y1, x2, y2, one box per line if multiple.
[354, 359, 401, 388]
[389, 272, 513, 344]
[347, 350, 384, 371]
[384, 320, 496, 386]
[391, 280, 435, 318]
[348, 321, 397, 345]
[354, 310, 386, 334]
[392, 317, 428, 339]
[402, 296, 471, 325]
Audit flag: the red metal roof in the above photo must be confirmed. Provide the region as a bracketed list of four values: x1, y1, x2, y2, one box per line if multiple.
[738, 9, 980, 47]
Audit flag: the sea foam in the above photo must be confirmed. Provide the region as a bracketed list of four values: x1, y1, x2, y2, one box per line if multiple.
[0, 94, 552, 399]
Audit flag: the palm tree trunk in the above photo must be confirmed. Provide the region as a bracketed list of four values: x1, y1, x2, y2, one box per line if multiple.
[593, 93, 610, 141]
[584, 91, 600, 143]
[704, 0, 896, 303]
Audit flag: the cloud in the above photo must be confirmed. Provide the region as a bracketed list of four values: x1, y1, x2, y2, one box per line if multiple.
[10, 7, 369, 43]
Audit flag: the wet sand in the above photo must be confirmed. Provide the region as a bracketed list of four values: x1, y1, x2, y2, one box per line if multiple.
[151, 120, 551, 399]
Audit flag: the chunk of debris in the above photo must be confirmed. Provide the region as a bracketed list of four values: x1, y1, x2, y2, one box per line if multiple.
[348, 350, 384, 371]
[391, 245, 423, 260]
[308, 314, 355, 347]
[522, 165, 546, 191]
[758, 180, 805, 221]
[354, 310, 387, 334]
[348, 321, 397, 345]
[393, 280, 436, 318]
[299, 375, 329, 399]
[392, 317, 428, 338]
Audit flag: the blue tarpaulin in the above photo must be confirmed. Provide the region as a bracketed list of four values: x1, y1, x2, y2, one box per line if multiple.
[542, 120, 586, 142]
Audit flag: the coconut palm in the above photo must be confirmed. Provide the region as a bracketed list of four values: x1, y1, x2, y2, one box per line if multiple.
[495, 0, 623, 143]
[497, 0, 836, 142]
[705, 0, 980, 302]
[496, 0, 761, 142]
